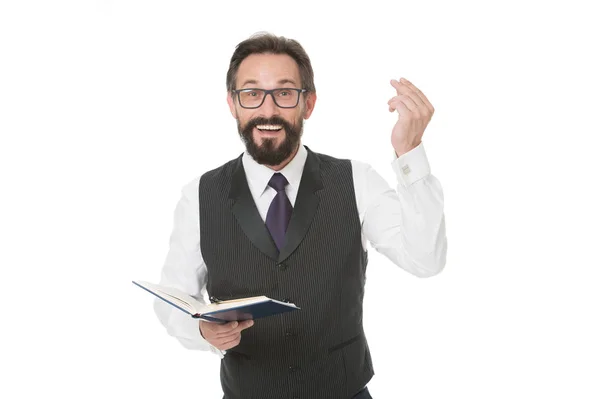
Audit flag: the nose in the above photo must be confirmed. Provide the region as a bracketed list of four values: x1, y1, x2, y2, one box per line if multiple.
[259, 92, 279, 116]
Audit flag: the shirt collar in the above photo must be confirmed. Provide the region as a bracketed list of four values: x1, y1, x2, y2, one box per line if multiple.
[242, 143, 308, 198]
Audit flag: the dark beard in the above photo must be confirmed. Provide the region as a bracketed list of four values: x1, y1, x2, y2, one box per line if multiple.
[237, 115, 303, 166]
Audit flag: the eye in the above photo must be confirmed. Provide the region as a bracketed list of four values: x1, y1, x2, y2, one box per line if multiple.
[239, 89, 261, 99]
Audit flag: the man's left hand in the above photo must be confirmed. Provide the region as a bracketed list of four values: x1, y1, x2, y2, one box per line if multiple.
[388, 77, 435, 156]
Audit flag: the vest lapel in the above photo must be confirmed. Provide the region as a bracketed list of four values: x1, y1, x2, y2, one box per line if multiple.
[229, 156, 279, 261]
[278, 146, 323, 263]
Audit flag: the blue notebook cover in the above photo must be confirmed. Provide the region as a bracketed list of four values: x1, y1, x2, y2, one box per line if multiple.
[197, 300, 299, 322]
[133, 280, 299, 323]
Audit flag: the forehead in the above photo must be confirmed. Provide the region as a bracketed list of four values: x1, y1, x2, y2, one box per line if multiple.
[237, 53, 301, 87]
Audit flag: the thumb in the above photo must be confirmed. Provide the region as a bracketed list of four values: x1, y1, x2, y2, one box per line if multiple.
[241, 320, 255, 330]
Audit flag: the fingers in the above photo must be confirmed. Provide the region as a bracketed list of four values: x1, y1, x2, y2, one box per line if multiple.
[388, 95, 419, 113]
[200, 319, 255, 350]
[388, 96, 412, 114]
[390, 79, 403, 94]
[216, 320, 254, 337]
[211, 320, 240, 335]
[390, 78, 435, 114]
[390, 79, 424, 110]
[238, 320, 255, 331]
[220, 334, 242, 350]
[204, 320, 254, 336]
[208, 330, 241, 350]
[394, 78, 435, 114]
[201, 319, 233, 335]
[200, 320, 254, 339]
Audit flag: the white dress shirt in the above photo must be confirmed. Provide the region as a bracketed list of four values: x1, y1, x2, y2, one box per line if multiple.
[154, 141, 447, 358]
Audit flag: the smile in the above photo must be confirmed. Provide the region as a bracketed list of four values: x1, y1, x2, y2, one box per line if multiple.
[256, 124, 283, 131]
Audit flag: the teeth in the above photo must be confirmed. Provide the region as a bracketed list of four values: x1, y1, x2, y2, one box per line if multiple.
[256, 125, 283, 131]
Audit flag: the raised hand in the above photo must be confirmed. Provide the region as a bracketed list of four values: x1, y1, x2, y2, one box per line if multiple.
[388, 77, 435, 156]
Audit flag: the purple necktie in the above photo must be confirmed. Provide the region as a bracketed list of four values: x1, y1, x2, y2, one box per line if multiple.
[265, 173, 293, 251]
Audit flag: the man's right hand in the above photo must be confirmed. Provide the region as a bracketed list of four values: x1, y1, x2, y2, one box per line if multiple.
[199, 320, 255, 350]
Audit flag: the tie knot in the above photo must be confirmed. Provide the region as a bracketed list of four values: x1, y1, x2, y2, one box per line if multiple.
[268, 173, 289, 192]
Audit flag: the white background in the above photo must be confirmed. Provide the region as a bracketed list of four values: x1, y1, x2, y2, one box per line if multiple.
[1, 0, 599, 398]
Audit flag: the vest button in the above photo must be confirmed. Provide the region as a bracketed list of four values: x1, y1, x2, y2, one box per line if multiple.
[288, 366, 298, 373]
[285, 331, 295, 338]
[277, 262, 287, 270]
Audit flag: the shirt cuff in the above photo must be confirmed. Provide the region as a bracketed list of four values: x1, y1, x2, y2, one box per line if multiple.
[391, 142, 431, 187]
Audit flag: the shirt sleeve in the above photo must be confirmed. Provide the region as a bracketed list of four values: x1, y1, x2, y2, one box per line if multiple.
[355, 142, 447, 277]
[153, 177, 226, 358]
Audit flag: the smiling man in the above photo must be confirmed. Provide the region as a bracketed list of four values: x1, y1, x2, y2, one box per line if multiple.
[154, 32, 447, 399]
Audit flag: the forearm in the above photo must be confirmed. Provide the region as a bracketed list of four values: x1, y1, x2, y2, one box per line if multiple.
[362, 142, 447, 277]
[384, 173, 447, 277]
[389, 143, 446, 276]
[152, 177, 226, 357]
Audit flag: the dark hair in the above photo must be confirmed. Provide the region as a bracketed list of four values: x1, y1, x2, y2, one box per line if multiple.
[226, 32, 316, 94]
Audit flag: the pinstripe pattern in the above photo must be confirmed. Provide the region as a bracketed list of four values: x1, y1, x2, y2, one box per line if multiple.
[199, 147, 374, 399]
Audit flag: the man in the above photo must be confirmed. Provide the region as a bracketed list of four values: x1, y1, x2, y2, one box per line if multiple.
[154, 32, 447, 399]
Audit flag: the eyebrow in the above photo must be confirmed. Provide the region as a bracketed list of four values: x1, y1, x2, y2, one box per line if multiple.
[240, 78, 297, 87]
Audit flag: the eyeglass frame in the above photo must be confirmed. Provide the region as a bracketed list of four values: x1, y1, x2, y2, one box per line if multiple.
[231, 87, 308, 109]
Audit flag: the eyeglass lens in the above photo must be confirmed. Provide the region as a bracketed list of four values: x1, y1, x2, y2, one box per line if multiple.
[239, 89, 299, 108]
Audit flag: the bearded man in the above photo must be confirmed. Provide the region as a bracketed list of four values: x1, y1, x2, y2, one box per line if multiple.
[154, 32, 447, 399]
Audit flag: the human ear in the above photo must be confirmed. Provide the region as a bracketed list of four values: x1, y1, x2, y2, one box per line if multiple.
[302, 92, 317, 120]
[227, 92, 238, 119]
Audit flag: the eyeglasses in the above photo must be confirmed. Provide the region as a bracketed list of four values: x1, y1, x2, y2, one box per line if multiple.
[232, 88, 307, 109]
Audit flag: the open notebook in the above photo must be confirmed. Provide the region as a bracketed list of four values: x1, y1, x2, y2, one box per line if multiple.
[133, 280, 299, 323]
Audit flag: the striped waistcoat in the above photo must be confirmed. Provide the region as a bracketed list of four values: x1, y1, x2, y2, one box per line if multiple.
[199, 145, 374, 399]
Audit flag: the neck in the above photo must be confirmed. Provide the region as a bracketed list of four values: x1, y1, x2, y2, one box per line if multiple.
[266, 144, 300, 171]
